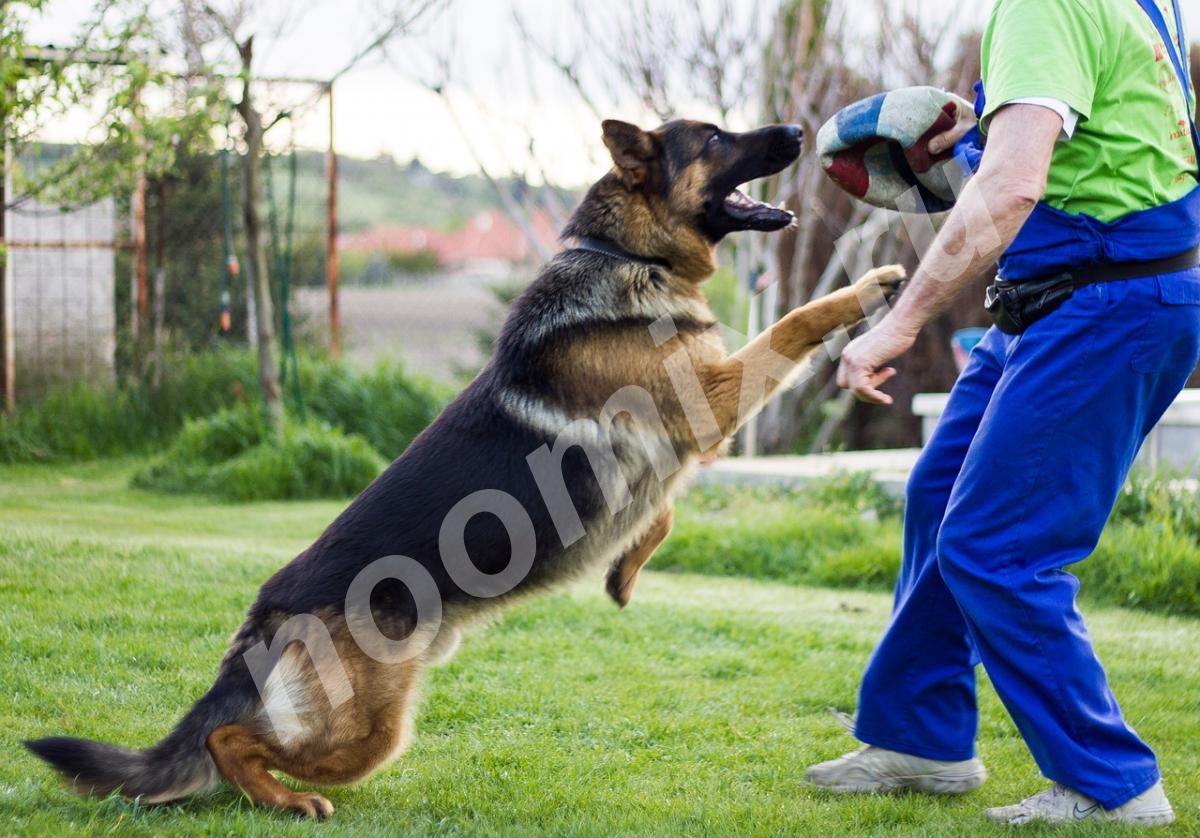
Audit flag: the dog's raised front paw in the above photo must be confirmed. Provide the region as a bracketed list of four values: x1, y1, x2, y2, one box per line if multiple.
[855, 264, 906, 297]
[853, 264, 907, 313]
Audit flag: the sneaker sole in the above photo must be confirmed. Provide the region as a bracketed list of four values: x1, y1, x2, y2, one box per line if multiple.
[1108, 808, 1176, 827]
[985, 806, 1176, 827]
[810, 769, 987, 796]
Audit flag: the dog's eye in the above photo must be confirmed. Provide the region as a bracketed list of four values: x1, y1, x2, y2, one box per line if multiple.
[706, 132, 721, 148]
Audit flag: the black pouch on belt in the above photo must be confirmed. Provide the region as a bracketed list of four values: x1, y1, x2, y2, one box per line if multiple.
[983, 247, 1200, 336]
[983, 273, 1076, 335]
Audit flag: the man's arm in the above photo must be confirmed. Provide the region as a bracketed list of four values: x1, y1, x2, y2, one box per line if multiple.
[836, 103, 1063, 404]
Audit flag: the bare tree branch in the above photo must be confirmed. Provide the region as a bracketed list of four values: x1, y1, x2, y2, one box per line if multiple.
[328, 0, 449, 83]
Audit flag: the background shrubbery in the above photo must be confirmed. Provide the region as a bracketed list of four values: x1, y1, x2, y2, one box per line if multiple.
[0, 349, 449, 465]
[664, 472, 1200, 619]
[131, 406, 386, 501]
[659, 477, 903, 592]
[0, 348, 446, 501]
[1090, 474, 1200, 615]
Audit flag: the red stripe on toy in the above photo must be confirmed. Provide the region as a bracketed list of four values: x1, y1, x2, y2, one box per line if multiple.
[826, 142, 871, 198]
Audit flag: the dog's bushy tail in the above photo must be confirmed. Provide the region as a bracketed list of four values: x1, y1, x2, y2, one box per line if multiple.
[24, 658, 258, 804]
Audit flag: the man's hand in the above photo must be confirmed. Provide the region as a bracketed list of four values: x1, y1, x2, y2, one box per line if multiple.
[837, 315, 918, 406]
[928, 101, 979, 156]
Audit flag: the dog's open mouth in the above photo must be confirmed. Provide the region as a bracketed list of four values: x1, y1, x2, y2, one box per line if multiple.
[722, 187, 795, 231]
[698, 123, 803, 241]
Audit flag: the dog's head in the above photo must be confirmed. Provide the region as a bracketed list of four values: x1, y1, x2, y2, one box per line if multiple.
[601, 118, 802, 243]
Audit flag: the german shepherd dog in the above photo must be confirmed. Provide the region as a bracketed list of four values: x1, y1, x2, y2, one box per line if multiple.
[26, 118, 903, 819]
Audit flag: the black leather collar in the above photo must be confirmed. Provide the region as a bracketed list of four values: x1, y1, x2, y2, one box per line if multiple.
[572, 236, 672, 272]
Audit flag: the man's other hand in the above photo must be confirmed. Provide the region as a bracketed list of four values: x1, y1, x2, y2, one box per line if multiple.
[836, 316, 918, 405]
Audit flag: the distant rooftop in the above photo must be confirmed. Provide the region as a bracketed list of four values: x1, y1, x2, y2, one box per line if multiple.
[339, 210, 560, 266]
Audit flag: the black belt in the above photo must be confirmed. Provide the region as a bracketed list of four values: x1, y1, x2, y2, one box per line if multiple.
[1004, 246, 1200, 287]
[986, 247, 1200, 334]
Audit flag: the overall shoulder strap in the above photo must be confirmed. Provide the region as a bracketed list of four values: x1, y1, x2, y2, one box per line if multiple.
[1135, 0, 1200, 168]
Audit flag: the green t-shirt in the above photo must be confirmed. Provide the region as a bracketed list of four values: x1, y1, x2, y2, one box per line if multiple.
[981, 0, 1197, 222]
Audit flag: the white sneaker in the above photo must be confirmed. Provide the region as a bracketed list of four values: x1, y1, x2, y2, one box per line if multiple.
[804, 745, 988, 794]
[985, 781, 1175, 826]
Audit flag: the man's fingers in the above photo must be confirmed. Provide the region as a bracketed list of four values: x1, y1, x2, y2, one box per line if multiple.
[868, 367, 897, 386]
[929, 130, 960, 156]
[853, 384, 894, 406]
[847, 367, 897, 405]
[927, 105, 976, 156]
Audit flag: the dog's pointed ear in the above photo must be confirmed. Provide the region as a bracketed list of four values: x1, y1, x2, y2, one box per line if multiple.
[602, 119, 657, 189]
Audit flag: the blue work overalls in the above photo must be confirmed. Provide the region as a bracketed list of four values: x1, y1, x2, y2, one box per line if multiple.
[853, 0, 1200, 809]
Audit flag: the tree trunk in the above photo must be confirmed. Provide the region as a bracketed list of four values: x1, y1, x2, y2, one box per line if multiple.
[236, 37, 284, 435]
[151, 178, 169, 388]
[1, 128, 12, 413]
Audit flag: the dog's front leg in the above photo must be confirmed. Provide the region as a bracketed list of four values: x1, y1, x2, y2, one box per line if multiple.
[605, 505, 675, 608]
[700, 265, 906, 438]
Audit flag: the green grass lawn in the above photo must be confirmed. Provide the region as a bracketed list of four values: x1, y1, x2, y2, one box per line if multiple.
[1, 461, 1198, 836]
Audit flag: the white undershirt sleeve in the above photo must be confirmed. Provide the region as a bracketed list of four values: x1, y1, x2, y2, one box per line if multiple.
[1004, 97, 1080, 141]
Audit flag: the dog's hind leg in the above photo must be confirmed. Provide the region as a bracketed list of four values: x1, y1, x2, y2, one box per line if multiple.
[700, 265, 906, 437]
[207, 631, 424, 819]
[207, 723, 335, 820]
[606, 505, 674, 608]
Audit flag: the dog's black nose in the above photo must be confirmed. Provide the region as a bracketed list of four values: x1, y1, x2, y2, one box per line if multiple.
[783, 124, 803, 141]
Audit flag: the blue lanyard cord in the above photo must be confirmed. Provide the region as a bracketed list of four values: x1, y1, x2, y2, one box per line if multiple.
[1135, 0, 1200, 167]
[1169, 0, 1192, 101]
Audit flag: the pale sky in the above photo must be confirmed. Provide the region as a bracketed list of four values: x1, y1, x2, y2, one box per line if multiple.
[23, 0, 1200, 185]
